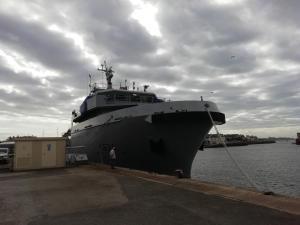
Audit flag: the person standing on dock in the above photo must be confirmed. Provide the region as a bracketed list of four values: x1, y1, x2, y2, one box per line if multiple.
[109, 146, 116, 169]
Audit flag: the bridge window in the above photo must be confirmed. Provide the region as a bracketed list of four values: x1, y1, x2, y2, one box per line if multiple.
[105, 94, 114, 103]
[140, 95, 154, 103]
[131, 94, 140, 102]
[116, 93, 129, 101]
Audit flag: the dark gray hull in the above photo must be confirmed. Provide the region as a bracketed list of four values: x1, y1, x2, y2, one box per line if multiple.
[71, 111, 225, 177]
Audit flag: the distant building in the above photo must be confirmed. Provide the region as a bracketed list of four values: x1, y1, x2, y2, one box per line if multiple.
[245, 135, 258, 142]
[224, 134, 247, 143]
[205, 134, 225, 145]
[204, 134, 248, 145]
[204, 133, 276, 147]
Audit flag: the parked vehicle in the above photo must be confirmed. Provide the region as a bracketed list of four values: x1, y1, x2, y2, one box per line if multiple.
[0, 148, 9, 163]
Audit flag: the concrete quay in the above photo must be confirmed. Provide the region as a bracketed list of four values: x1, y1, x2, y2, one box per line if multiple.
[0, 165, 299, 225]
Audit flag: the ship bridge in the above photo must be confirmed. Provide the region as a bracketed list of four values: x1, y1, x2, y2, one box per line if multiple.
[73, 61, 163, 123]
[73, 89, 163, 123]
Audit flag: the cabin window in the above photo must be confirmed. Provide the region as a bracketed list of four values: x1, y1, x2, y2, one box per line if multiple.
[105, 94, 114, 103]
[146, 96, 153, 103]
[140, 95, 154, 103]
[131, 94, 140, 102]
[116, 93, 128, 101]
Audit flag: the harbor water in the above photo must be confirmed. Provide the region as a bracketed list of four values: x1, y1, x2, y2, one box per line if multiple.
[191, 141, 300, 198]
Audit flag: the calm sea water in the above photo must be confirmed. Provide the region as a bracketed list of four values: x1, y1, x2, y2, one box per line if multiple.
[191, 141, 300, 198]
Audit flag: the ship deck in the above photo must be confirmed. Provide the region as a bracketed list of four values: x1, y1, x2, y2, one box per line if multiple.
[0, 165, 299, 225]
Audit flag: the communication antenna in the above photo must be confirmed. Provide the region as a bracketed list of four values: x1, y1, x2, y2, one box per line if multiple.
[97, 60, 114, 89]
[88, 74, 92, 92]
[71, 110, 75, 129]
[143, 85, 149, 92]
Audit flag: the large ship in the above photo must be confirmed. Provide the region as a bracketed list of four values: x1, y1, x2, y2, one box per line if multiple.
[71, 62, 225, 177]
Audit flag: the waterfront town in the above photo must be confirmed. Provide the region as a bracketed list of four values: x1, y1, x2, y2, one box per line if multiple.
[203, 134, 277, 148]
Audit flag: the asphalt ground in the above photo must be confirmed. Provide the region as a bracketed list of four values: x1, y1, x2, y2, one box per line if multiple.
[0, 161, 10, 172]
[0, 166, 299, 225]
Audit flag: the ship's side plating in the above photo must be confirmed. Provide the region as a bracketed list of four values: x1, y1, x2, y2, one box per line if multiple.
[71, 101, 225, 177]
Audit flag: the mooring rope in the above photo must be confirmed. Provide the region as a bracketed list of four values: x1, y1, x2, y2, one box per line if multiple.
[205, 107, 261, 192]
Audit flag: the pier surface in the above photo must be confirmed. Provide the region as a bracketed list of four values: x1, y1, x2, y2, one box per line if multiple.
[0, 166, 299, 225]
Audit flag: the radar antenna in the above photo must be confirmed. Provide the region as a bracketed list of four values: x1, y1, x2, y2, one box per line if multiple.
[143, 85, 149, 92]
[88, 73, 92, 92]
[97, 60, 114, 89]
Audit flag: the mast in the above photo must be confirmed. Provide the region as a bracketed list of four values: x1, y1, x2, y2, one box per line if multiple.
[88, 74, 92, 92]
[97, 61, 114, 89]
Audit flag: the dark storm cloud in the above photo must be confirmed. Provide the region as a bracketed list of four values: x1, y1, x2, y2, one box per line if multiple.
[0, 0, 299, 139]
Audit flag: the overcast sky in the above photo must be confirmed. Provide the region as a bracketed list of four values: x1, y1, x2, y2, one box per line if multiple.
[0, 0, 299, 140]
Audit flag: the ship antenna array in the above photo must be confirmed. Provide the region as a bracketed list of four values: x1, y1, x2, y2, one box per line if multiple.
[97, 60, 114, 89]
[88, 73, 92, 92]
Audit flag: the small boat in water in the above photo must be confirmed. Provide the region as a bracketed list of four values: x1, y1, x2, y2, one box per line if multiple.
[70, 61, 225, 177]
